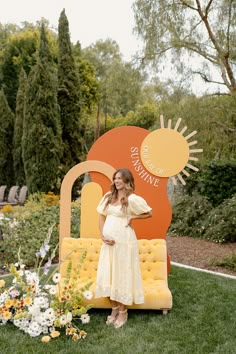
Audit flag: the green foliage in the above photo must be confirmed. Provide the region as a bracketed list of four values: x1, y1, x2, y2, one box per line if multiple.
[83, 39, 144, 117]
[0, 22, 58, 112]
[13, 68, 27, 185]
[200, 194, 236, 243]
[22, 24, 63, 193]
[58, 9, 83, 171]
[169, 194, 213, 237]
[73, 42, 99, 114]
[104, 102, 158, 132]
[0, 89, 15, 186]
[185, 160, 236, 207]
[0, 194, 81, 267]
[212, 254, 236, 272]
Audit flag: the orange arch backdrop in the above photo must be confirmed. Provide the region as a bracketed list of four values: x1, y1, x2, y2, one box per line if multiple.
[87, 126, 172, 239]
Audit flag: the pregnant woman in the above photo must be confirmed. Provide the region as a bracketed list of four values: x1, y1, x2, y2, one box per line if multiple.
[95, 168, 152, 329]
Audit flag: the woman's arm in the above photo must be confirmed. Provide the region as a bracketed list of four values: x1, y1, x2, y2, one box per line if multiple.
[99, 214, 115, 246]
[126, 211, 152, 227]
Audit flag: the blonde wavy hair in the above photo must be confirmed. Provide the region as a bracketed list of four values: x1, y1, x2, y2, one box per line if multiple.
[104, 168, 135, 211]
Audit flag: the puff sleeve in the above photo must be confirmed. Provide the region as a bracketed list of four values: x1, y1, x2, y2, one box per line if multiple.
[96, 192, 111, 216]
[128, 194, 152, 215]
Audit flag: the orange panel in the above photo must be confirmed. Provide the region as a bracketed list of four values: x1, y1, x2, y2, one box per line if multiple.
[87, 126, 172, 240]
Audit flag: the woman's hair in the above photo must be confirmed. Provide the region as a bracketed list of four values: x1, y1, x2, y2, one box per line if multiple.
[104, 168, 135, 210]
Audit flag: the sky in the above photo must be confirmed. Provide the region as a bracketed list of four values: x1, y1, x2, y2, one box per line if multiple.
[0, 0, 140, 61]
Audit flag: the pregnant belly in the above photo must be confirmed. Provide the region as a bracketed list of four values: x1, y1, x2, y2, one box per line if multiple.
[103, 216, 136, 241]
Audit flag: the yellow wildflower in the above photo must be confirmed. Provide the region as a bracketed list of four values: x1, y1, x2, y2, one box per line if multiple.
[72, 333, 80, 341]
[41, 336, 51, 343]
[23, 297, 32, 306]
[5, 299, 13, 308]
[3, 311, 12, 320]
[0, 279, 5, 288]
[50, 331, 60, 338]
[80, 330, 87, 339]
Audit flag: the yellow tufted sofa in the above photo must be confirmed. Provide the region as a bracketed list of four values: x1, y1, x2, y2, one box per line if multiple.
[60, 237, 172, 313]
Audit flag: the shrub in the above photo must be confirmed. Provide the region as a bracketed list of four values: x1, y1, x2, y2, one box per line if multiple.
[169, 194, 213, 237]
[200, 194, 236, 243]
[211, 254, 236, 271]
[0, 193, 81, 267]
[185, 160, 236, 207]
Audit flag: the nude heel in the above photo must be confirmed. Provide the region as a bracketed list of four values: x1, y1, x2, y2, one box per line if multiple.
[114, 309, 128, 329]
[106, 306, 120, 325]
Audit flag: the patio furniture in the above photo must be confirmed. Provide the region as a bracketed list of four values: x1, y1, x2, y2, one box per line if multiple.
[0, 185, 7, 203]
[17, 186, 28, 206]
[0, 186, 19, 207]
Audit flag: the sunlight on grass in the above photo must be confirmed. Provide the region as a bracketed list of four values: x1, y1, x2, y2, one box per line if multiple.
[1, 266, 236, 354]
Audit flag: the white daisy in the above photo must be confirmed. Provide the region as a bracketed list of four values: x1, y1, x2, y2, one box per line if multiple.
[49, 285, 57, 295]
[80, 314, 90, 324]
[83, 290, 93, 300]
[52, 273, 61, 284]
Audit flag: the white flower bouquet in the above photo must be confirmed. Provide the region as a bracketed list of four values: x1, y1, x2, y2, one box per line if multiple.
[0, 225, 93, 342]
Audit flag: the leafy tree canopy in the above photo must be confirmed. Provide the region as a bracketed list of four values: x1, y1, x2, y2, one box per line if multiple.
[133, 0, 236, 94]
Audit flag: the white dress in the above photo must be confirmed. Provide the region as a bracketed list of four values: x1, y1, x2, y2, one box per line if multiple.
[95, 193, 152, 305]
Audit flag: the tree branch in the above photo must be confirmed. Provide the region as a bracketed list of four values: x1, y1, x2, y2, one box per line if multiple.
[195, 0, 236, 91]
[205, 0, 214, 17]
[192, 71, 226, 85]
[226, 0, 233, 57]
[179, 1, 198, 11]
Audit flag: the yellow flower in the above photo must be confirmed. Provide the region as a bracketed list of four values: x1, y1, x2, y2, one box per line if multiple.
[80, 330, 87, 339]
[0, 279, 5, 288]
[1, 204, 14, 213]
[41, 336, 51, 343]
[3, 311, 12, 320]
[50, 331, 60, 338]
[5, 299, 13, 308]
[23, 297, 32, 306]
[66, 327, 77, 335]
[72, 333, 80, 341]
[12, 299, 18, 307]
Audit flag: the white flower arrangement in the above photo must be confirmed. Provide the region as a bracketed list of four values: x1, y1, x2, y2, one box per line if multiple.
[0, 224, 93, 342]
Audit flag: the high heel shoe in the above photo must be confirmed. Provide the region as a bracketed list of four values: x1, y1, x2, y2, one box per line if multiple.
[114, 309, 128, 329]
[106, 306, 119, 325]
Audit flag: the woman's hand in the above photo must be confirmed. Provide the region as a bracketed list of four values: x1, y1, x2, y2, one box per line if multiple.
[101, 236, 115, 246]
[126, 215, 134, 228]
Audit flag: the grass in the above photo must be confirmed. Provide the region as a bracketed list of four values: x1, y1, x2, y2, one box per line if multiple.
[1, 266, 236, 354]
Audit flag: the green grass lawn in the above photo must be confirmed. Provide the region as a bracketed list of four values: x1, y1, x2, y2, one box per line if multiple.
[1, 266, 236, 354]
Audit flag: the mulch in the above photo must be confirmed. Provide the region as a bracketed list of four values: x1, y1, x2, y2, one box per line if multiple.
[166, 235, 236, 276]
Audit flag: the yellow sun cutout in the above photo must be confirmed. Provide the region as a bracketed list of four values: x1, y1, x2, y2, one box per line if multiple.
[140, 115, 203, 185]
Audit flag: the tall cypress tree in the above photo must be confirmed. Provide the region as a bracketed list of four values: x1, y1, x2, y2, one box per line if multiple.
[22, 24, 62, 193]
[58, 9, 82, 171]
[0, 89, 14, 186]
[13, 68, 27, 186]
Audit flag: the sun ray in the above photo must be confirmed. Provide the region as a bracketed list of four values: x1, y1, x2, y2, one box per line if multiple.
[180, 126, 187, 134]
[177, 174, 186, 185]
[189, 156, 199, 161]
[188, 140, 198, 146]
[186, 163, 199, 172]
[174, 118, 182, 130]
[182, 169, 190, 177]
[171, 176, 177, 186]
[190, 149, 203, 153]
[167, 119, 172, 128]
[185, 130, 197, 140]
[160, 115, 164, 128]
